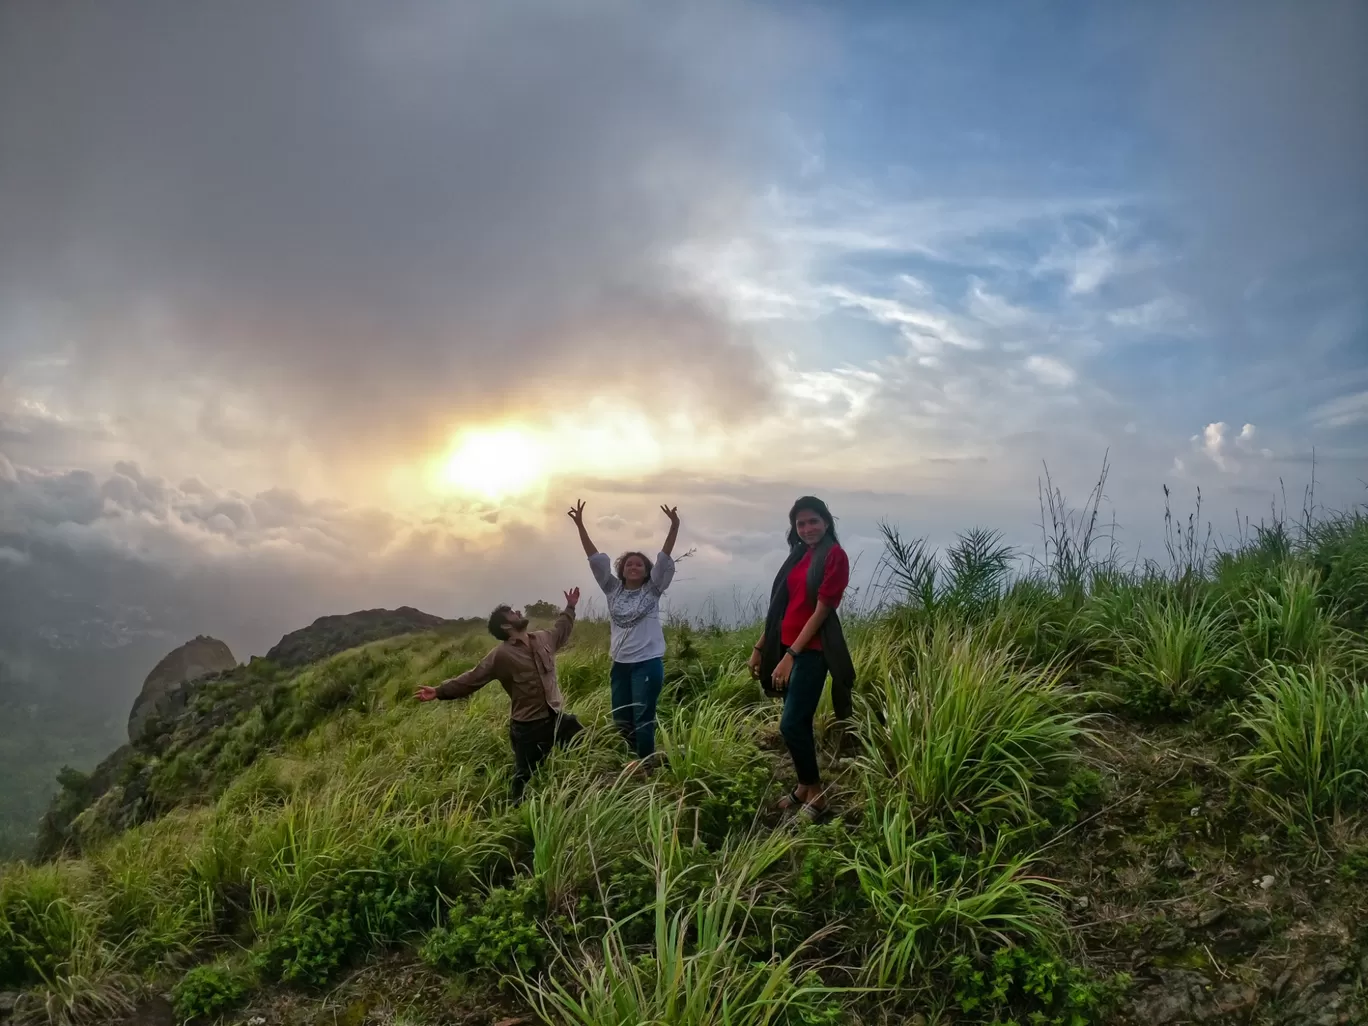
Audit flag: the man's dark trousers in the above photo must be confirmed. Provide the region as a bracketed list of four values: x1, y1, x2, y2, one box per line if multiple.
[509, 711, 583, 798]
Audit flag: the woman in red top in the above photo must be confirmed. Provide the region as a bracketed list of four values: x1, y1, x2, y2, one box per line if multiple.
[748, 496, 854, 822]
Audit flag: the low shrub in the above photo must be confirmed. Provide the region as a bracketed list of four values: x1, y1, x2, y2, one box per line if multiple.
[256, 859, 437, 985]
[171, 961, 252, 1022]
[950, 946, 1131, 1025]
[420, 877, 553, 975]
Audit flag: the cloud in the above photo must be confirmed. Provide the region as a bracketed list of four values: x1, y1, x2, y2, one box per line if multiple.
[1, 1, 1364, 735]
[0, 1, 806, 474]
[825, 287, 983, 353]
[1024, 355, 1077, 388]
[1190, 421, 1273, 473]
[1312, 390, 1368, 429]
[1106, 295, 1191, 333]
[1198, 422, 1229, 470]
[1142, 0, 1368, 342]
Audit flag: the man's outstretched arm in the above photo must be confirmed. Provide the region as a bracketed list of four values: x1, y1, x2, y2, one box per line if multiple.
[414, 648, 499, 702]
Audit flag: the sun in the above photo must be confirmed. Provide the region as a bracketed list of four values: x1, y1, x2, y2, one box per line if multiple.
[435, 427, 547, 500]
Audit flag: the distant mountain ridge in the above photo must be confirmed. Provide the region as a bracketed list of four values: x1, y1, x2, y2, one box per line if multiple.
[35, 605, 475, 859]
[265, 606, 455, 669]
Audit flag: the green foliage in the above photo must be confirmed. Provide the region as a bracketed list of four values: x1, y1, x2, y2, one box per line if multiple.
[658, 699, 765, 783]
[1237, 563, 1343, 670]
[5, 490, 1368, 1023]
[171, 961, 252, 1022]
[421, 877, 551, 974]
[1236, 662, 1368, 825]
[257, 858, 438, 985]
[526, 599, 561, 620]
[875, 525, 1015, 621]
[521, 834, 834, 1026]
[0, 890, 66, 989]
[1307, 510, 1368, 626]
[524, 780, 649, 913]
[843, 798, 1065, 988]
[951, 947, 1131, 1026]
[1036, 767, 1105, 828]
[692, 763, 773, 845]
[789, 821, 856, 909]
[857, 627, 1091, 820]
[1101, 593, 1235, 717]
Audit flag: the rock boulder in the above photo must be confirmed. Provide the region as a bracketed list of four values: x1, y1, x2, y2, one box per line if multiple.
[127, 635, 236, 742]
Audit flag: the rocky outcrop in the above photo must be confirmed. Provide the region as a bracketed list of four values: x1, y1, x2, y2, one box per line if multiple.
[36, 608, 468, 860]
[264, 606, 455, 669]
[128, 635, 237, 742]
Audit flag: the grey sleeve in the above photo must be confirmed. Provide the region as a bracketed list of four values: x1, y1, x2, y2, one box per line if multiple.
[589, 551, 617, 595]
[650, 551, 676, 593]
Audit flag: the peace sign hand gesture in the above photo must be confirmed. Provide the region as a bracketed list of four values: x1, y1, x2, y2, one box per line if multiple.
[660, 505, 680, 527]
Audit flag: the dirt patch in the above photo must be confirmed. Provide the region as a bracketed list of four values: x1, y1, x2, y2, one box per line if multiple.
[225, 956, 526, 1026]
[1044, 724, 1368, 1025]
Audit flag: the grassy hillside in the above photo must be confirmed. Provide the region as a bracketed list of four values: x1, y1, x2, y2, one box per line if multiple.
[1, 505, 1366, 1026]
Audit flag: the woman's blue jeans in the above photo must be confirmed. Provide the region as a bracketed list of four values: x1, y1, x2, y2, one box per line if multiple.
[779, 650, 828, 786]
[610, 656, 664, 759]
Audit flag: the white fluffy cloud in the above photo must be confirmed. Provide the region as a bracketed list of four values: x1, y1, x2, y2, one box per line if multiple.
[1024, 355, 1077, 388]
[1190, 421, 1274, 473]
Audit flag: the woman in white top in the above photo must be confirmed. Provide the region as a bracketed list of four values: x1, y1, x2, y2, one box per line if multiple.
[568, 499, 679, 768]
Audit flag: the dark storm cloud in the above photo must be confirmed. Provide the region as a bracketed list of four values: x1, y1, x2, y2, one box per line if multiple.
[0, 0, 797, 454]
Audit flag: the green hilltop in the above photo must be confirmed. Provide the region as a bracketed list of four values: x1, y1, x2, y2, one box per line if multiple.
[2, 503, 1367, 1026]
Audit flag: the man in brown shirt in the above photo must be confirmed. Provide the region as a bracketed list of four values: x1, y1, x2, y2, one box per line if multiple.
[415, 588, 582, 799]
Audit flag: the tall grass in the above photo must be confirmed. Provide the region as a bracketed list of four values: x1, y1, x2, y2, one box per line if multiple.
[524, 779, 648, 913]
[656, 699, 765, 783]
[857, 627, 1091, 820]
[1307, 508, 1368, 626]
[1099, 592, 1236, 716]
[522, 826, 841, 1026]
[1237, 563, 1345, 670]
[3, 488, 1366, 1023]
[1236, 663, 1368, 825]
[874, 525, 1014, 620]
[0, 863, 133, 1025]
[845, 797, 1064, 990]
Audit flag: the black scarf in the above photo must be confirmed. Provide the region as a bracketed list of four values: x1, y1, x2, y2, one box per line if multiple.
[758, 536, 855, 721]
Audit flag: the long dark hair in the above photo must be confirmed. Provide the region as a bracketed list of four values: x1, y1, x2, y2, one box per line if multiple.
[786, 496, 838, 548]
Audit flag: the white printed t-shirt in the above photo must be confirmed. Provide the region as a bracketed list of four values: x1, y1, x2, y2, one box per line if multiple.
[588, 550, 675, 664]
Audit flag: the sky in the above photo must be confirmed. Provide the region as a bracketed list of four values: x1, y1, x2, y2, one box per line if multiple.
[1, 0, 1365, 714]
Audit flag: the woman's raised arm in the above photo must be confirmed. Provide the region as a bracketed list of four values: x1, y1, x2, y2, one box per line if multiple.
[567, 499, 597, 558]
[660, 504, 680, 557]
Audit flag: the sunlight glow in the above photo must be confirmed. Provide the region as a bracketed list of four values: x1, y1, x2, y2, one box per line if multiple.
[436, 427, 547, 500]
[419, 402, 747, 512]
